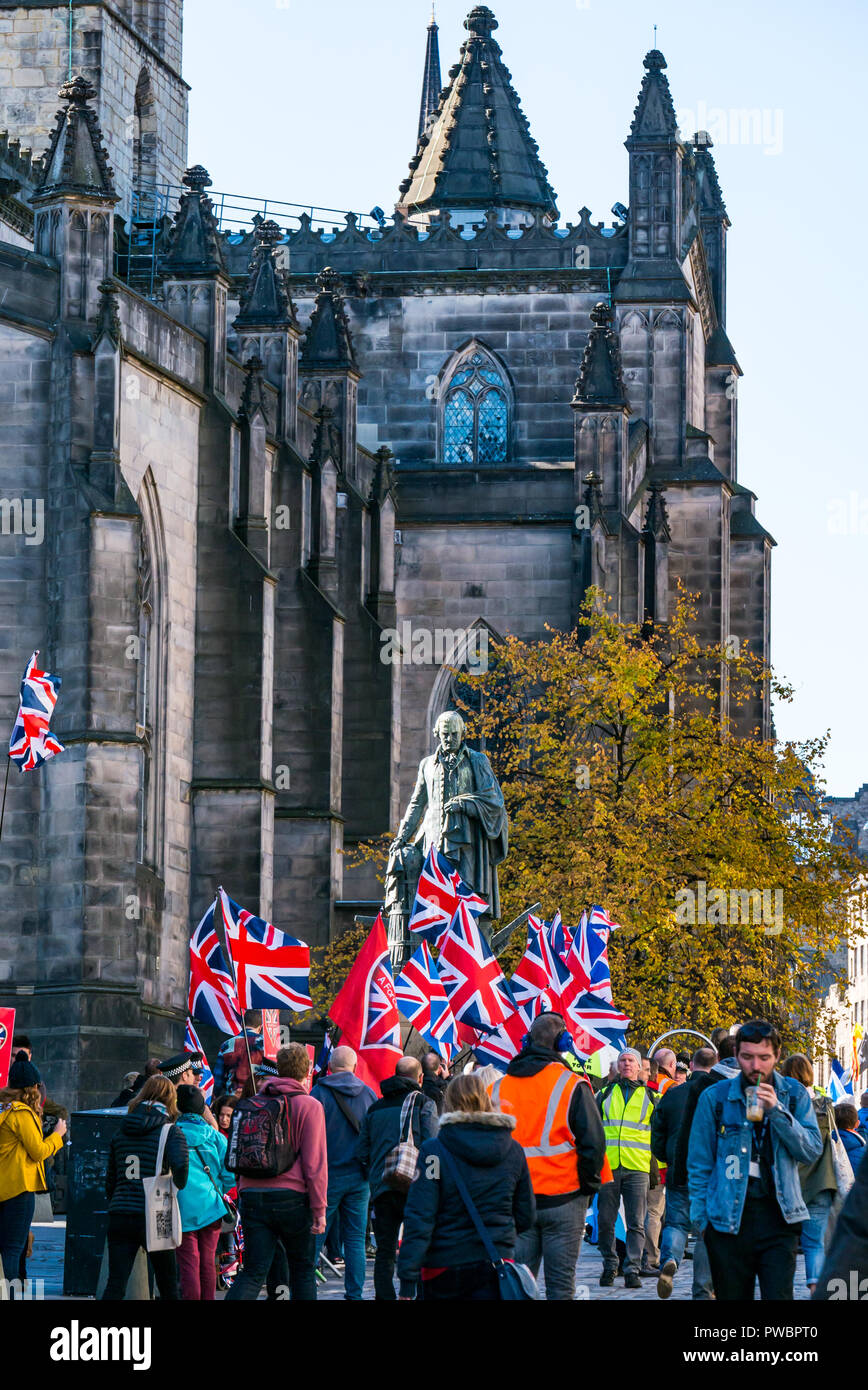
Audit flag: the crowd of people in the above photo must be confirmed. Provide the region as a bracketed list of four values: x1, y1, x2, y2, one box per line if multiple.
[1, 1018, 867, 1302]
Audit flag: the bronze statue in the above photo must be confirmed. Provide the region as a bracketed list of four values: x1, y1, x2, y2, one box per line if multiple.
[388, 710, 508, 920]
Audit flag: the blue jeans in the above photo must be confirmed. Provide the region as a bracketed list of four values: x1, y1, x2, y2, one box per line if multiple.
[0, 1192, 35, 1298]
[314, 1171, 370, 1300]
[801, 1190, 833, 1285]
[660, 1185, 713, 1298]
[226, 1190, 316, 1301]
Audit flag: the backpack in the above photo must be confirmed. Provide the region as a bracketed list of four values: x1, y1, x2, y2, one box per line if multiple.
[226, 1091, 299, 1179]
[382, 1092, 421, 1193]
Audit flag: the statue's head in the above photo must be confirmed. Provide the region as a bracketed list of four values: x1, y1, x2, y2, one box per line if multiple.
[434, 710, 465, 754]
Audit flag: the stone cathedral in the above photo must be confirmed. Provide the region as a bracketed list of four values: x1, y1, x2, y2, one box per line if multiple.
[0, 1, 774, 1106]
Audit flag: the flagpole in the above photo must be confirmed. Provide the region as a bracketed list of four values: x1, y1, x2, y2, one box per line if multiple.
[217, 887, 257, 1096]
[0, 754, 11, 845]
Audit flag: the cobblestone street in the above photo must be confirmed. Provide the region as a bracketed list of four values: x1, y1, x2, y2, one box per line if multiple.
[27, 1221, 812, 1302]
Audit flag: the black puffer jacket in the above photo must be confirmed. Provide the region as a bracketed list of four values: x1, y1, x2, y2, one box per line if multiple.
[357, 1076, 438, 1203]
[105, 1102, 189, 1217]
[396, 1110, 535, 1295]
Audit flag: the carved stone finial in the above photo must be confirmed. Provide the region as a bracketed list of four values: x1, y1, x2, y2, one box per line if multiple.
[58, 74, 96, 105]
[182, 164, 212, 192]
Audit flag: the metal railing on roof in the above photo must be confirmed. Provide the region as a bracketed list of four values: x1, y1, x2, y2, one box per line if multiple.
[114, 182, 382, 296]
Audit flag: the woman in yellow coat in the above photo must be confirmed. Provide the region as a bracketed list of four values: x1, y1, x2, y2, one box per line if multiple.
[0, 1055, 66, 1291]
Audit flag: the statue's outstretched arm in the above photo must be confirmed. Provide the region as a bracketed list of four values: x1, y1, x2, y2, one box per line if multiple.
[392, 765, 428, 847]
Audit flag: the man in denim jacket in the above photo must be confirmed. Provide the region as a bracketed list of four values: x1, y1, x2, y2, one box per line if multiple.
[688, 1020, 822, 1299]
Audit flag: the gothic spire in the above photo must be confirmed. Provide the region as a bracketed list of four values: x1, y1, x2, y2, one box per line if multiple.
[418, 7, 443, 141]
[572, 302, 629, 409]
[397, 5, 558, 221]
[642, 481, 671, 541]
[627, 49, 680, 145]
[234, 218, 297, 329]
[161, 164, 226, 276]
[300, 267, 357, 370]
[35, 76, 117, 203]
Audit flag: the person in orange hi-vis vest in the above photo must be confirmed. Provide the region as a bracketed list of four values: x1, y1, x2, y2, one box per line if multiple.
[489, 1013, 606, 1300]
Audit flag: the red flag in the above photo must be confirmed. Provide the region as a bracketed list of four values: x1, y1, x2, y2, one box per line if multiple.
[0, 1007, 16, 1088]
[329, 912, 403, 1091]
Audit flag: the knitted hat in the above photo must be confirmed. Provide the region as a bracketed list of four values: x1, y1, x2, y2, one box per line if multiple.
[176, 1083, 206, 1115]
[158, 1052, 200, 1080]
[9, 1055, 41, 1089]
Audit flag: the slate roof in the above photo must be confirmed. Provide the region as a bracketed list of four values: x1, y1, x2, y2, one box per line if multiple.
[398, 6, 558, 219]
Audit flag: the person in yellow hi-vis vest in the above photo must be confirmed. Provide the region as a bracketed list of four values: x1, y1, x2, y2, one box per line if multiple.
[596, 1048, 657, 1289]
[489, 1013, 606, 1300]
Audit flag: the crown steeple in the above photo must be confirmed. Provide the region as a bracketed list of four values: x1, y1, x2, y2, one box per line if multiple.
[418, 7, 443, 141]
[397, 6, 558, 226]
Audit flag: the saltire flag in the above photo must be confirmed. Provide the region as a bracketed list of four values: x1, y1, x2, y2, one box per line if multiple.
[312, 1032, 334, 1080]
[395, 940, 458, 1064]
[471, 1002, 530, 1072]
[829, 1058, 854, 1101]
[408, 847, 488, 948]
[329, 910, 403, 1091]
[511, 913, 571, 1014]
[9, 651, 65, 772]
[184, 1017, 214, 1103]
[547, 910, 573, 965]
[566, 991, 630, 1057]
[188, 899, 242, 1034]
[219, 888, 312, 1013]
[437, 900, 514, 1033]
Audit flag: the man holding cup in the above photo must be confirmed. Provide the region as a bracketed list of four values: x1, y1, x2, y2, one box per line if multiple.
[687, 1020, 822, 1299]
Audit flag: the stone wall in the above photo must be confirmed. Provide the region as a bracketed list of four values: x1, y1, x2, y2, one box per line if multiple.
[0, 3, 188, 216]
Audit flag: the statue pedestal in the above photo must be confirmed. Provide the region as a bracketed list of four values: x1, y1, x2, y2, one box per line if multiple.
[386, 905, 411, 970]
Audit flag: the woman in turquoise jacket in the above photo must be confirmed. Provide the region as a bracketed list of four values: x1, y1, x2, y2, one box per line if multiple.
[175, 1085, 234, 1300]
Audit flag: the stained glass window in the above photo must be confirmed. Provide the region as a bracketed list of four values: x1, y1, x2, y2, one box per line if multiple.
[443, 350, 509, 464]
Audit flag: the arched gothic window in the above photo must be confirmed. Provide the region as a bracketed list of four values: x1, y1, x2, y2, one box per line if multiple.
[442, 346, 510, 465]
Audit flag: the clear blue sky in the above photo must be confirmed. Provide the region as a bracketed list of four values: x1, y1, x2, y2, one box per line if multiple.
[184, 0, 868, 799]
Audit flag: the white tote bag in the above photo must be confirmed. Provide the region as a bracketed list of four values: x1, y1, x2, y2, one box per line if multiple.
[143, 1122, 182, 1252]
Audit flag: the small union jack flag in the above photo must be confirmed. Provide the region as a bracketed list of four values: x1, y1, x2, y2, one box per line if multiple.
[219, 889, 312, 1013]
[408, 847, 488, 948]
[395, 940, 458, 1063]
[312, 1033, 334, 1080]
[547, 910, 573, 964]
[510, 913, 571, 1014]
[566, 991, 630, 1057]
[9, 651, 65, 772]
[184, 1017, 214, 1103]
[437, 900, 514, 1032]
[188, 899, 242, 1035]
[470, 1002, 530, 1072]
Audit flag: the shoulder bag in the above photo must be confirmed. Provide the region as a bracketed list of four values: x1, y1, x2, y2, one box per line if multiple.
[435, 1141, 539, 1301]
[143, 1122, 182, 1252]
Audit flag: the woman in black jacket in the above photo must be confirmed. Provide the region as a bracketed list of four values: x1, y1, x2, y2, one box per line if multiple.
[102, 1075, 189, 1300]
[397, 1072, 535, 1301]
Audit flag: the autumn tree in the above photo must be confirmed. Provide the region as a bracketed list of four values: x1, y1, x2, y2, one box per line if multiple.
[451, 589, 863, 1051]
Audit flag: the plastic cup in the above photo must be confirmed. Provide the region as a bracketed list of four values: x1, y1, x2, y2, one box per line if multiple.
[745, 1085, 764, 1121]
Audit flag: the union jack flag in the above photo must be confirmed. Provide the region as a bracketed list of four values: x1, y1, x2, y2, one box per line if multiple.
[547, 910, 573, 964]
[511, 913, 571, 1014]
[9, 651, 65, 772]
[188, 900, 242, 1035]
[219, 889, 312, 1013]
[184, 1017, 214, 1103]
[408, 847, 488, 947]
[395, 941, 458, 1064]
[562, 905, 616, 1010]
[312, 1033, 334, 1080]
[566, 991, 630, 1057]
[470, 1002, 530, 1072]
[437, 900, 514, 1032]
